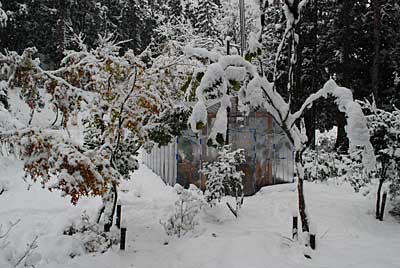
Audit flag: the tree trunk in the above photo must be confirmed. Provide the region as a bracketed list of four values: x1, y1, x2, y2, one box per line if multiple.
[28, 109, 35, 125]
[334, 0, 351, 153]
[371, 0, 381, 103]
[296, 150, 309, 232]
[100, 182, 118, 232]
[307, 0, 319, 150]
[376, 178, 384, 219]
[51, 104, 59, 126]
[55, 0, 65, 65]
[305, 111, 316, 150]
[334, 111, 349, 153]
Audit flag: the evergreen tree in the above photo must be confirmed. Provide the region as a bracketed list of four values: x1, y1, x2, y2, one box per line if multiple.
[184, 2, 197, 28]
[194, 0, 220, 38]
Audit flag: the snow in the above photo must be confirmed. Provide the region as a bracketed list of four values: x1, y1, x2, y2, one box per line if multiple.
[1, 155, 400, 267]
[248, 32, 262, 53]
[190, 99, 207, 133]
[184, 45, 220, 62]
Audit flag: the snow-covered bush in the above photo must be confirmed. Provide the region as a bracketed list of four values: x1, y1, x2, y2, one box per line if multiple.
[160, 184, 205, 238]
[303, 147, 369, 192]
[344, 149, 370, 193]
[63, 212, 118, 254]
[363, 101, 400, 216]
[303, 149, 340, 182]
[202, 144, 245, 216]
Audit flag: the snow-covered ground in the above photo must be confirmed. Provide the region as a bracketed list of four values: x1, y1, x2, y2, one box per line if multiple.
[1, 155, 400, 268]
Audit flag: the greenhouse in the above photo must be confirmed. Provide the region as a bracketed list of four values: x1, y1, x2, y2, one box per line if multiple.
[143, 99, 295, 195]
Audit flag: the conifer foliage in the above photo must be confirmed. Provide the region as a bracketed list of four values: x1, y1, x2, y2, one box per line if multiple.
[195, 0, 220, 38]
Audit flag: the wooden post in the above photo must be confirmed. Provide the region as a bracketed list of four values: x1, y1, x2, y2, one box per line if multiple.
[379, 191, 387, 221]
[120, 227, 127, 250]
[292, 216, 298, 240]
[116, 201, 122, 229]
[310, 234, 316, 250]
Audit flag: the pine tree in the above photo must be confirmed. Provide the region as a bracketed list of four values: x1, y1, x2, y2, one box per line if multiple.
[194, 0, 220, 38]
[118, 0, 155, 54]
[184, 2, 197, 28]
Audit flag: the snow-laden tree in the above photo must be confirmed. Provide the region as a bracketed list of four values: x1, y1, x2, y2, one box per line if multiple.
[363, 100, 400, 218]
[194, 0, 220, 38]
[202, 145, 245, 216]
[189, 0, 375, 235]
[0, 34, 190, 230]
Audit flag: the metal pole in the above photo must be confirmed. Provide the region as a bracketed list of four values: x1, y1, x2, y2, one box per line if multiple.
[239, 0, 246, 56]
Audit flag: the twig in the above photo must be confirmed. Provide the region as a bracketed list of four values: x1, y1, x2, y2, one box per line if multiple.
[14, 235, 38, 267]
[0, 219, 21, 239]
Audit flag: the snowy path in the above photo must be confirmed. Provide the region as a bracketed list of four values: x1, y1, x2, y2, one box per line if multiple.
[1, 158, 400, 268]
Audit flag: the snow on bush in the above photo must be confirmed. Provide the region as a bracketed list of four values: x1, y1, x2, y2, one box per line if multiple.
[303, 131, 369, 192]
[362, 101, 400, 214]
[160, 184, 205, 238]
[202, 145, 245, 216]
[63, 212, 119, 254]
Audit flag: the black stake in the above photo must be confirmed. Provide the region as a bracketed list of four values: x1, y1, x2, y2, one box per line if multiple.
[116, 203, 122, 228]
[104, 223, 111, 232]
[120, 227, 127, 250]
[310, 233, 316, 250]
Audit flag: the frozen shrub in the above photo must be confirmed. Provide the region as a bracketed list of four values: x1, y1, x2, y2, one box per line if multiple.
[160, 184, 204, 238]
[202, 144, 245, 216]
[303, 149, 340, 182]
[303, 146, 369, 192]
[63, 212, 118, 254]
